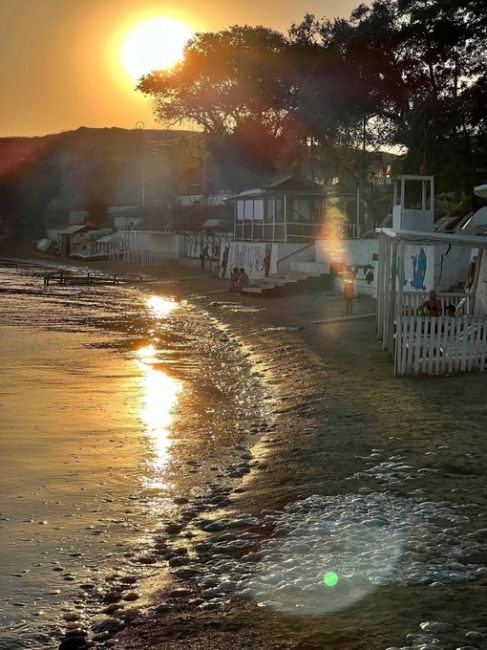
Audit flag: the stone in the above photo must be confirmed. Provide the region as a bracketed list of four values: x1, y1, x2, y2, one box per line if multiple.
[59, 638, 88, 650]
[419, 622, 451, 633]
[91, 617, 124, 634]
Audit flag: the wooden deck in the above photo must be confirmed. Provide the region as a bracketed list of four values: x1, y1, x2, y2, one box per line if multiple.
[43, 271, 122, 286]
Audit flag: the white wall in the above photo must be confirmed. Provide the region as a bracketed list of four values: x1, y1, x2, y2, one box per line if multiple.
[274, 243, 316, 273]
[150, 232, 180, 257]
[315, 238, 378, 267]
[227, 242, 272, 279]
[433, 245, 471, 291]
[474, 251, 487, 316]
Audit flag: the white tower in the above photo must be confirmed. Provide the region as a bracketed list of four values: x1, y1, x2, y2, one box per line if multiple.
[392, 175, 435, 231]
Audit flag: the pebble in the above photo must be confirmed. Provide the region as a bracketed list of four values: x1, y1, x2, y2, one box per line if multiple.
[59, 638, 88, 650]
[419, 622, 451, 633]
[123, 591, 140, 602]
[91, 616, 124, 634]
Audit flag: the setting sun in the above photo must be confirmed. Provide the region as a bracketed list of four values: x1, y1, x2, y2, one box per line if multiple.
[121, 17, 193, 81]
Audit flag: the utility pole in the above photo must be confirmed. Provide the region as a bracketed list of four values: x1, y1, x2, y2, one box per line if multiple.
[136, 121, 145, 208]
[361, 115, 367, 232]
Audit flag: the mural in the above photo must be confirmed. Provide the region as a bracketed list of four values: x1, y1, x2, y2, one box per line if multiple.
[403, 245, 434, 291]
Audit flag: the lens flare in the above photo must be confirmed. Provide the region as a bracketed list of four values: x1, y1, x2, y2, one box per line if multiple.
[318, 196, 349, 271]
[323, 571, 339, 587]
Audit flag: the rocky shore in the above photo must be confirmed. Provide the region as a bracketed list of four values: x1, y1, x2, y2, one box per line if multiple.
[121, 278, 487, 650]
[9, 257, 486, 650]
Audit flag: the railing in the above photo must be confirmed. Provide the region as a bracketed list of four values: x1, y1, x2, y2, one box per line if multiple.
[234, 220, 360, 242]
[398, 292, 473, 316]
[395, 316, 487, 376]
[276, 242, 315, 270]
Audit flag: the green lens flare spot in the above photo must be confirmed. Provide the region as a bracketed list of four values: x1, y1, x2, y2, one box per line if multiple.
[323, 571, 339, 587]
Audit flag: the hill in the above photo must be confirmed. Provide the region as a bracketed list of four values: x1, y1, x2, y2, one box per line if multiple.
[0, 127, 205, 236]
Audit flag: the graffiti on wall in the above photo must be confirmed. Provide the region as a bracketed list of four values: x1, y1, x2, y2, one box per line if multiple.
[228, 242, 272, 279]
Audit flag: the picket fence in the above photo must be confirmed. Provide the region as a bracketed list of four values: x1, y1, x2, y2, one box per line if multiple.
[395, 316, 487, 376]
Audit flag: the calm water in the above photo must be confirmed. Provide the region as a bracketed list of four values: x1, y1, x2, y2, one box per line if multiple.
[0, 265, 261, 648]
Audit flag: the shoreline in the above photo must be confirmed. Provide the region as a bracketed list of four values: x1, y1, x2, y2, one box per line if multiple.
[3, 254, 487, 649]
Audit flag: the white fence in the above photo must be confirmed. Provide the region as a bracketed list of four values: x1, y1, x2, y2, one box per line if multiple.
[399, 292, 472, 316]
[395, 316, 487, 375]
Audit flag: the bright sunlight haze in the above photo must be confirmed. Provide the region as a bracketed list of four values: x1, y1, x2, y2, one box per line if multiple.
[121, 17, 194, 81]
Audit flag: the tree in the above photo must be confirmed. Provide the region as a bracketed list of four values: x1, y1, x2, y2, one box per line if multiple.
[138, 25, 302, 184]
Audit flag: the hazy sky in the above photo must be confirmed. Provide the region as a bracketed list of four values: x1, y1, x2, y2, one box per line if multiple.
[0, 0, 359, 137]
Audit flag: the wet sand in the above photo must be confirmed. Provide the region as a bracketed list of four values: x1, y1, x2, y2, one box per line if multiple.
[114, 272, 487, 650]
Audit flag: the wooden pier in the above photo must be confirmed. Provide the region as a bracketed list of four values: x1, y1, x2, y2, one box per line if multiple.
[43, 271, 121, 286]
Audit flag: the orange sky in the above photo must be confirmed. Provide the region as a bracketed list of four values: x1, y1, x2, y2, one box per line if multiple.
[0, 0, 359, 137]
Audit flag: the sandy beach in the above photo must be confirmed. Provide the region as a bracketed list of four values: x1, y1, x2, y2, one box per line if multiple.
[2, 258, 487, 650]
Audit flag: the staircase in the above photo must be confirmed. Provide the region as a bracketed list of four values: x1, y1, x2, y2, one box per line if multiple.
[242, 268, 331, 296]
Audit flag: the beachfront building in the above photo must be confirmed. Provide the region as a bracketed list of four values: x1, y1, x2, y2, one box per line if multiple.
[227, 176, 363, 284]
[376, 181, 487, 376]
[58, 224, 112, 259]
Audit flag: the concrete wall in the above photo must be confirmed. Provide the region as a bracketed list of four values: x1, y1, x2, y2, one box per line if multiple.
[227, 242, 272, 279]
[315, 238, 378, 268]
[474, 251, 487, 316]
[433, 245, 472, 291]
[316, 238, 379, 298]
[274, 243, 316, 274]
[150, 232, 180, 257]
[227, 241, 317, 279]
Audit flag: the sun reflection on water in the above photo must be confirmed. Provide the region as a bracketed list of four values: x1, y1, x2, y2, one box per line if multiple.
[135, 344, 181, 487]
[146, 295, 178, 318]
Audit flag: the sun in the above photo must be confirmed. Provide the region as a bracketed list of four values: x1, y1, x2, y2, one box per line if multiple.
[121, 17, 193, 81]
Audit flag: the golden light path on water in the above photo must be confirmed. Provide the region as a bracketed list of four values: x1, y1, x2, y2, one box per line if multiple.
[135, 296, 181, 489]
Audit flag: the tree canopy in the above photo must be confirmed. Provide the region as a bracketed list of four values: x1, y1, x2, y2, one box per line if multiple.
[138, 2, 487, 198]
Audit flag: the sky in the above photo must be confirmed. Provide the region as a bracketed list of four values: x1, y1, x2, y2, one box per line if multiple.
[0, 0, 359, 138]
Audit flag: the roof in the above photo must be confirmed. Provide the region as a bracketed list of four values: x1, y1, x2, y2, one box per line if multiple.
[231, 175, 324, 199]
[59, 224, 90, 235]
[172, 204, 233, 232]
[474, 184, 487, 199]
[95, 232, 122, 244]
[203, 218, 232, 231]
[377, 227, 487, 248]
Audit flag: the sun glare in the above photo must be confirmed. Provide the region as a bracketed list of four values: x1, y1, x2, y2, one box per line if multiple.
[146, 295, 178, 319]
[121, 17, 193, 81]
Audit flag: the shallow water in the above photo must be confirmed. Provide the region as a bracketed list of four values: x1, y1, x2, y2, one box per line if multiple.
[0, 265, 262, 648]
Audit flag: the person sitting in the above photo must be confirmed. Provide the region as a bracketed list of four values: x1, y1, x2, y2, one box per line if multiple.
[236, 268, 250, 293]
[229, 267, 239, 292]
[420, 290, 442, 316]
[446, 304, 456, 317]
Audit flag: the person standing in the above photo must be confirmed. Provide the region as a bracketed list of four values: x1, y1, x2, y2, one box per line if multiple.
[221, 246, 229, 278]
[200, 245, 209, 270]
[343, 267, 355, 314]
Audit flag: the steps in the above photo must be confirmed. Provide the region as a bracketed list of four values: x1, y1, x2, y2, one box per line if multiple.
[241, 271, 331, 296]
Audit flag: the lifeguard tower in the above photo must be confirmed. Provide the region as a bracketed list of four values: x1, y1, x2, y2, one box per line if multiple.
[392, 175, 434, 232]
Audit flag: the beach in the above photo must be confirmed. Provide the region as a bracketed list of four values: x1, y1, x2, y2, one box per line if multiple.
[1, 260, 487, 650]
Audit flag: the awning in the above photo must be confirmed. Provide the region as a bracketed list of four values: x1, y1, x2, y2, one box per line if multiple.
[95, 233, 122, 244]
[377, 227, 487, 249]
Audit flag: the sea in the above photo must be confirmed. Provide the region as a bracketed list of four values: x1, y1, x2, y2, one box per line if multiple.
[0, 263, 260, 649]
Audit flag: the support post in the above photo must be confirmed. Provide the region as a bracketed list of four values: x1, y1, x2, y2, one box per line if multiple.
[356, 186, 360, 238]
[284, 193, 288, 242]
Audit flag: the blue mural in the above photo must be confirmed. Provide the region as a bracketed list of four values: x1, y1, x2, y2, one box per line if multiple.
[410, 248, 427, 290]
